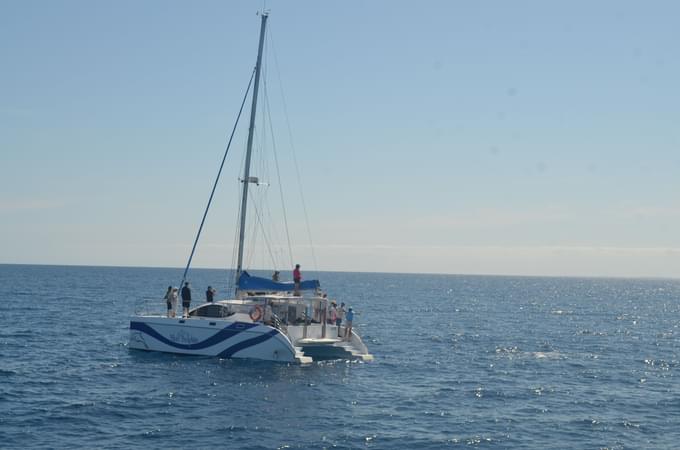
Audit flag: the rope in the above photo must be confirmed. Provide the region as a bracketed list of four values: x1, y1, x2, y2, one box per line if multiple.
[178, 69, 256, 291]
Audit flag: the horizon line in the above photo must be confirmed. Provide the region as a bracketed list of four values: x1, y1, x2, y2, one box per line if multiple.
[1, 261, 677, 282]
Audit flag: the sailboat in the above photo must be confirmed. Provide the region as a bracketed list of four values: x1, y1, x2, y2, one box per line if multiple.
[128, 13, 372, 364]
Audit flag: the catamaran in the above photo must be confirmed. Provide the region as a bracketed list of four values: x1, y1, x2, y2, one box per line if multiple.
[128, 12, 372, 364]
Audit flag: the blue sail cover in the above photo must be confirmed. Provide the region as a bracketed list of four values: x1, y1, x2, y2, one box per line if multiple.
[238, 271, 320, 292]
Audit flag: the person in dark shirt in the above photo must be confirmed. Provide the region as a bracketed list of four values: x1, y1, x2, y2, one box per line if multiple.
[206, 286, 216, 302]
[181, 282, 192, 318]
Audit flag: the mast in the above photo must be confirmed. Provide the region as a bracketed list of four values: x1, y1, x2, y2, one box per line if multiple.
[236, 12, 268, 287]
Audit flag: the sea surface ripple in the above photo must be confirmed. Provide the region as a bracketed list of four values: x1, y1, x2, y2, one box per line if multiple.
[1, 265, 679, 449]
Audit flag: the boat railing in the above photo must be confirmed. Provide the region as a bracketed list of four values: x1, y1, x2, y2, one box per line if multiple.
[238, 295, 335, 338]
[298, 308, 330, 339]
[300, 311, 311, 338]
[272, 313, 287, 333]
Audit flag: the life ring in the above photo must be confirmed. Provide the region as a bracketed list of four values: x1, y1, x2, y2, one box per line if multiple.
[249, 305, 263, 322]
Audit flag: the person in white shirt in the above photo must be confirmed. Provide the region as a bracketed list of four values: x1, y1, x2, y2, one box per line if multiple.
[336, 302, 346, 337]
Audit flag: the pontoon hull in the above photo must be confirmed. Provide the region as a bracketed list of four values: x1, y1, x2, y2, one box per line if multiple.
[128, 316, 300, 362]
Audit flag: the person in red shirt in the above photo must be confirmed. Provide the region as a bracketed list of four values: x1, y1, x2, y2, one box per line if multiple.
[293, 264, 301, 296]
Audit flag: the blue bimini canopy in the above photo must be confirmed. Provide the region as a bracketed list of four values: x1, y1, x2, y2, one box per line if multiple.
[238, 271, 320, 292]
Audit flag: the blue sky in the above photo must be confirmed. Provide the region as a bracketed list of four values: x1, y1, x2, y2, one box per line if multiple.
[1, 1, 679, 277]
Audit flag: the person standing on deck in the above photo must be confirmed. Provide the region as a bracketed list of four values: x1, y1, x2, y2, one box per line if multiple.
[168, 287, 178, 317]
[164, 286, 173, 318]
[336, 302, 346, 337]
[181, 282, 192, 318]
[344, 307, 354, 341]
[293, 264, 301, 296]
[328, 301, 337, 325]
[206, 286, 216, 303]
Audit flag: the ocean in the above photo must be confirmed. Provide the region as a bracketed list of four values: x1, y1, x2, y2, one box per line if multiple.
[1, 264, 679, 449]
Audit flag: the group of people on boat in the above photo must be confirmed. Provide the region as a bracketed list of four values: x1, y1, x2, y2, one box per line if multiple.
[162, 264, 302, 319]
[163, 282, 217, 318]
[161, 264, 355, 339]
[271, 264, 303, 296]
[326, 301, 354, 340]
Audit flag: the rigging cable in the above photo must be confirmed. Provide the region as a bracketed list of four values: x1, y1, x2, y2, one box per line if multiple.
[263, 78, 295, 269]
[248, 187, 279, 269]
[268, 28, 320, 276]
[179, 69, 256, 290]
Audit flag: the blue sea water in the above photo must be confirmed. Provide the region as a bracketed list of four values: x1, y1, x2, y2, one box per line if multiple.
[1, 264, 679, 449]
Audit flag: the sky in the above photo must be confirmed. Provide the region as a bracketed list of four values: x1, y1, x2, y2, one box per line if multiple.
[1, 1, 679, 278]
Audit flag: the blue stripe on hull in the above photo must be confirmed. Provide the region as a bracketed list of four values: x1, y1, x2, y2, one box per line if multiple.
[129, 321, 259, 351]
[218, 329, 280, 358]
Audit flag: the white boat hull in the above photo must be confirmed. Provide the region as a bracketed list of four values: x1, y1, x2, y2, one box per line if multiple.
[129, 316, 301, 363]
